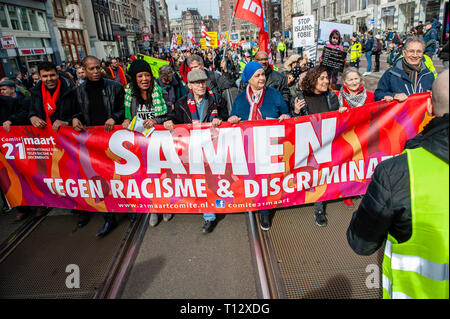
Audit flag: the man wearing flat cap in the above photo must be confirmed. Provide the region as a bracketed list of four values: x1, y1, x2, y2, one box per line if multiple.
[166, 69, 229, 234]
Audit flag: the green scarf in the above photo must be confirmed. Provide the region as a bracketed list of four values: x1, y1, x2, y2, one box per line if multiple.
[124, 82, 167, 120]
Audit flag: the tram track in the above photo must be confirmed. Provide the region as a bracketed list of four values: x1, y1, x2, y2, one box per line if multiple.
[0, 210, 49, 264]
[95, 213, 149, 298]
[0, 210, 148, 299]
[0, 208, 307, 299]
[248, 212, 287, 299]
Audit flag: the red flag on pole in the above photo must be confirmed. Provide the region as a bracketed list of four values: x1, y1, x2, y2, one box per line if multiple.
[233, 0, 265, 30]
[258, 29, 270, 54]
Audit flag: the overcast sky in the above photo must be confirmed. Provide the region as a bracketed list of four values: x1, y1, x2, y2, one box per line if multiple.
[165, 0, 220, 20]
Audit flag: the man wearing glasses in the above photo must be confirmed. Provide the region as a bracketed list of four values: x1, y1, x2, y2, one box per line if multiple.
[239, 51, 291, 107]
[374, 37, 435, 102]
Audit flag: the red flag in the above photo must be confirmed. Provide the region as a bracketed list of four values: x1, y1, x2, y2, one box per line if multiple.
[258, 29, 270, 54]
[258, 29, 273, 64]
[234, 0, 265, 30]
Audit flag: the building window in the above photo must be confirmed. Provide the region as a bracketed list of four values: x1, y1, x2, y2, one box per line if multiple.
[0, 5, 9, 28]
[18, 7, 31, 31]
[53, 0, 65, 17]
[60, 29, 86, 63]
[29, 10, 39, 31]
[37, 12, 48, 31]
[106, 15, 113, 40]
[7, 6, 20, 30]
[96, 12, 104, 39]
[102, 13, 109, 39]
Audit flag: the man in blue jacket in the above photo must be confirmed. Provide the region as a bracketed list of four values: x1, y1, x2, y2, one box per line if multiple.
[423, 21, 438, 57]
[374, 36, 435, 102]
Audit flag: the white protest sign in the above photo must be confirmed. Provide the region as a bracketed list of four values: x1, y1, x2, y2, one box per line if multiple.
[292, 15, 315, 48]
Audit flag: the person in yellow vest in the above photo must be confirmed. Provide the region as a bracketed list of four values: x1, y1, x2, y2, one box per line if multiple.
[251, 46, 259, 57]
[347, 69, 449, 299]
[277, 39, 287, 63]
[238, 51, 252, 76]
[349, 33, 362, 70]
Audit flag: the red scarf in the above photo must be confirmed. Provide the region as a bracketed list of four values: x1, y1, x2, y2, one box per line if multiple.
[246, 85, 266, 121]
[108, 66, 127, 85]
[41, 79, 61, 125]
[187, 86, 217, 123]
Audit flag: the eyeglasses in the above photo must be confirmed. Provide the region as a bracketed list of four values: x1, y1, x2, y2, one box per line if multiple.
[255, 58, 268, 62]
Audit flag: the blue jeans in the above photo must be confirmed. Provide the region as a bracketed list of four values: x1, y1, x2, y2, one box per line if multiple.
[365, 51, 373, 72]
[203, 213, 216, 221]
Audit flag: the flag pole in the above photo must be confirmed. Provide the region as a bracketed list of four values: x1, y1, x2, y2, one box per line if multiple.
[223, 6, 236, 60]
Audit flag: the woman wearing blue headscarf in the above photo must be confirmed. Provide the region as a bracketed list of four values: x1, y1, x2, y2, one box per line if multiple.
[228, 61, 290, 231]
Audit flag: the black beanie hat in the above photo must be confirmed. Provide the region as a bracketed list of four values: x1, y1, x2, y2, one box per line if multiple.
[128, 59, 153, 79]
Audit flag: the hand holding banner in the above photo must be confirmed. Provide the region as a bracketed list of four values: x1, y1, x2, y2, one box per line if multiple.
[0, 94, 430, 213]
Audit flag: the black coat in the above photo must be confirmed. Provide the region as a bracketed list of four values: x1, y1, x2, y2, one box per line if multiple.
[347, 115, 449, 256]
[9, 92, 31, 125]
[439, 41, 449, 61]
[169, 93, 229, 125]
[291, 89, 339, 116]
[0, 96, 19, 124]
[29, 76, 78, 124]
[75, 78, 125, 126]
[205, 69, 236, 97]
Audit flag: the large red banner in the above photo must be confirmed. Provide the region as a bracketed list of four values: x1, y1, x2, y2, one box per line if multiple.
[0, 94, 429, 213]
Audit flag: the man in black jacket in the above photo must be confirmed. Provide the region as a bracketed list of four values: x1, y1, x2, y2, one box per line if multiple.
[347, 69, 448, 257]
[29, 62, 78, 132]
[0, 79, 30, 131]
[239, 51, 291, 107]
[72, 56, 126, 237]
[165, 69, 228, 233]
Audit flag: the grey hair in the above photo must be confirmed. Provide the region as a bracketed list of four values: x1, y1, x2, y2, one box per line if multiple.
[342, 67, 365, 86]
[186, 54, 204, 67]
[403, 36, 426, 51]
[342, 67, 362, 81]
[158, 65, 174, 78]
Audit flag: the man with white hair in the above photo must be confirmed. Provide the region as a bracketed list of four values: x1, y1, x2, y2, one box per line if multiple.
[374, 36, 435, 102]
[347, 70, 449, 299]
[166, 69, 229, 233]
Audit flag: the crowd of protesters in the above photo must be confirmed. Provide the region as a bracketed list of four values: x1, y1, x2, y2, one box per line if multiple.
[0, 24, 445, 236]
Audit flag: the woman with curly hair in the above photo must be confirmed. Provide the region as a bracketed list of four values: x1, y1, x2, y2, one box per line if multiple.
[291, 65, 340, 227]
[291, 65, 339, 117]
[122, 59, 173, 227]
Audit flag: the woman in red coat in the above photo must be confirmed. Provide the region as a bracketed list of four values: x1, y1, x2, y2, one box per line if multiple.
[336, 67, 375, 208]
[336, 67, 375, 112]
